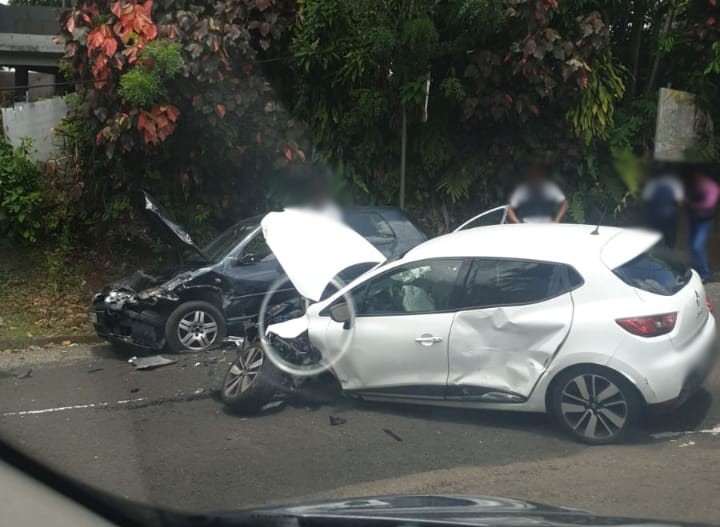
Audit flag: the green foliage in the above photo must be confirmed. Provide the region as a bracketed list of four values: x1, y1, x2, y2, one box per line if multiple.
[119, 68, 165, 107]
[567, 55, 628, 144]
[119, 39, 183, 107]
[0, 140, 43, 244]
[143, 39, 184, 78]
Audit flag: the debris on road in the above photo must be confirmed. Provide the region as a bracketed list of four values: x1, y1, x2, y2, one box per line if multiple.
[679, 441, 696, 448]
[130, 388, 140, 393]
[260, 400, 284, 412]
[129, 355, 178, 370]
[329, 415, 346, 426]
[87, 367, 104, 374]
[15, 368, 32, 379]
[383, 428, 403, 442]
[194, 388, 205, 395]
[650, 431, 688, 440]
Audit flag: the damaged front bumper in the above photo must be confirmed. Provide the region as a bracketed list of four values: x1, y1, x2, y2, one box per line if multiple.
[90, 286, 178, 350]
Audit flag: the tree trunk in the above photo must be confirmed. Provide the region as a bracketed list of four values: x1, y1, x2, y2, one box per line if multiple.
[646, 0, 678, 95]
[629, 0, 646, 96]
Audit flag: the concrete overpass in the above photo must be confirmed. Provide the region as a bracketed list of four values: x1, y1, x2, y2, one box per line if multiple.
[0, 5, 65, 100]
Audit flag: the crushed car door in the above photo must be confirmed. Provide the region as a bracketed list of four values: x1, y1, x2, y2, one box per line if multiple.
[446, 258, 576, 402]
[320, 259, 465, 397]
[454, 206, 508, 232]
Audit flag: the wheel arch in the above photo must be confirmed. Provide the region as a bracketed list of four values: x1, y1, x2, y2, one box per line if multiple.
[544, 362, 649, 413]
[176, 286, 225, 314]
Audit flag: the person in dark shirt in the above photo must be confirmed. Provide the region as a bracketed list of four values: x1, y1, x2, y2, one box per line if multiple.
[507, 162, 569, 224]
[641, 165, 684, 248]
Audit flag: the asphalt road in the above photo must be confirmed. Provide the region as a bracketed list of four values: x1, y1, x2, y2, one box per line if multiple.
[1, 288, 720, 523]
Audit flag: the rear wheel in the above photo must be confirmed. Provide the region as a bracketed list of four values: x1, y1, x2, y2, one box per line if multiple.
[551, 366, 641, 445]
[221, 344, 284, 413]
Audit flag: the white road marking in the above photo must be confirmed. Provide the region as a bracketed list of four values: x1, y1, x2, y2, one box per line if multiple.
[650, 424, 720, 440]
[2, 397, 148, 417]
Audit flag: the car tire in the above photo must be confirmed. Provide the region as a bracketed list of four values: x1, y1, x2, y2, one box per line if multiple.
[550, 365, 641, 445]
[165, 301, 226, 353]
[221, 344, 284, 413]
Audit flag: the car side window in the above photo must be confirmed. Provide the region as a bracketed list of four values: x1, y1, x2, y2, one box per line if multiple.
[358, 259, 463, 315]
[345, 212, 395, 243]
[457, 258, 582, 309]
[243, 231, 275, 262]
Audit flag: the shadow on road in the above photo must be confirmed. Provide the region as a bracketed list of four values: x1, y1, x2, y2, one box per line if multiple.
[642, 389, 714, 433]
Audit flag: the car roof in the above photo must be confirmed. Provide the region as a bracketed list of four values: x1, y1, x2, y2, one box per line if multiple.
[403, 223, 653, 267]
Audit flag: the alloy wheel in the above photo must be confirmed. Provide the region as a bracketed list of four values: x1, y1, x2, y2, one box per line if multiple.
[176, 310, 219, 351]
[559, 373, 628, 440]
[223, 346, 264, 397]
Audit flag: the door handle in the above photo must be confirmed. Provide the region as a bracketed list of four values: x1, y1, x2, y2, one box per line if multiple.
[415, 335, 443, 345]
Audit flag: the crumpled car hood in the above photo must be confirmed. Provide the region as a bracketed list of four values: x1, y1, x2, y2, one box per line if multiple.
[261, 208, 385, 302]
[135, 190, 208, 262]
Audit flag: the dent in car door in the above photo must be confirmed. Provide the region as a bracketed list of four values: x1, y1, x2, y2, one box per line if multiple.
[320, 259, 464, 397]
[446, 259, 574, 401]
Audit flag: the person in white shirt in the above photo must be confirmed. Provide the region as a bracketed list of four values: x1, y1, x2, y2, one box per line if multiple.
[507, 162, 569, 224]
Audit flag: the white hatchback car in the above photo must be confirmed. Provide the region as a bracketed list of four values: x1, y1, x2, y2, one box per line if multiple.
[221, 209, 717, 444]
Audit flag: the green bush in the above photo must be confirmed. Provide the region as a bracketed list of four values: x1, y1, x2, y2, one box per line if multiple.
[0, 139, 44, 244]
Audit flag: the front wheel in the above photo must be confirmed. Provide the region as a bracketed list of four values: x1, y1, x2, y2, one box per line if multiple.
[221, 344, 284, 413]
[165, 301, 226, 353]
[551, 366, 641, 445]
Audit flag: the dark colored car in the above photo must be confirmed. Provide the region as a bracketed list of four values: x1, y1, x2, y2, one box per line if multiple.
[89, 192, 426, 353]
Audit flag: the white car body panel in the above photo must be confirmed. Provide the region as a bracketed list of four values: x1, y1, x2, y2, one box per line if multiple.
[265, 223, 717, 416]
[321, 313, 453, 392]
[447, 294, 573, 400]
[261, 208, 384, 302]
[599, 228, 660, 268]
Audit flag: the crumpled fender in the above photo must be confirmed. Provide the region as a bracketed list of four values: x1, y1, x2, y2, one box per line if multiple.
[266, 315, 310, 339]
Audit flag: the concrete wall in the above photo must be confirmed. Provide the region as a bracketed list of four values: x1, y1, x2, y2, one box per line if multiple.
[1, 96, 68, 162]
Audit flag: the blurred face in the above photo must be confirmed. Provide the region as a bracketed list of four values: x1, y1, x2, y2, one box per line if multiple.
[526, 166, 547, 186]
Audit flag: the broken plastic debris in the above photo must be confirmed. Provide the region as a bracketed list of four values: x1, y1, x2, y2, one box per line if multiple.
[329, 415, 347, 426]
[383, 428, 403, 442]
[193, 388, 205, 395]
[650, 431, 688, 440]
[129, 355, 178, 370]
[15, 368, 32, 379]
[260, 400, 284, 412]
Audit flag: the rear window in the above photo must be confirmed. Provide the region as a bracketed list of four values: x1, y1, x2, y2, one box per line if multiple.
[345, 212, 395, 243]
[612, 244, 691, 295]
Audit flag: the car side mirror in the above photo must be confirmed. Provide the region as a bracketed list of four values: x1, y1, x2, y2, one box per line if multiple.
[330, 302, 352, 329]
[235, 253, 257, 266]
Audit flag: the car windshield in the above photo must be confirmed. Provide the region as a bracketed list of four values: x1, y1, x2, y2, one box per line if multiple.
[4, 1, 720, 526]
[200, 217, 262, 263]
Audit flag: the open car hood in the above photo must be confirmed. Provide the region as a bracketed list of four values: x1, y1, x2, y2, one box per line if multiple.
[261, 208, 385, 302]
[135, 191, 207, 262]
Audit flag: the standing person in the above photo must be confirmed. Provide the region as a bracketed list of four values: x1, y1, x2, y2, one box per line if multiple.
[641, 165, 684, 248]
[507, 161, 569, 224]
[685, 166, 720, 283]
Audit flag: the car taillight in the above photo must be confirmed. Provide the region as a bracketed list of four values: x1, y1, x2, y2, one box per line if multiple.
[707, 294, 714, 313]
[616, 312, 677, 337]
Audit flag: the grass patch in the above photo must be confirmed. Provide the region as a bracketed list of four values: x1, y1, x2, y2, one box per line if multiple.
[0, 242, 157, 342]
